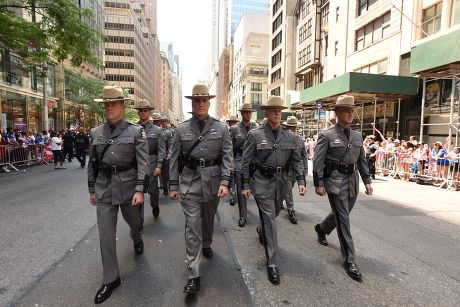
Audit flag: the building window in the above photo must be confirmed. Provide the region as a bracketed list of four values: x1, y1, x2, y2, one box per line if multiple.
[354, 58, 388, 74]
[108, 36, 134, 44]
[105, 1, 130, 9]
[334, 41, 338, 56]
[321, 2, 329, 26]
[298, 48, 306, 67]
[104, 22, 134, 31]
[306, 45, 312, 62]
[336, 6, 339, 22]
[272, 12, 283, 33]
[271, 69, 281, 83]
[105, 49, 134, 57]
[272, 31, 282, 50]
[307, 19, 312, 37]
[272, 50, 282, 68]
[301, 0, 310, 19]
[299, 24, 307, 43]
[358, 0, 378, 16]
[251, 93, 262, 104]
[105, 61, 134, 69]
[251, 82, 262, 91]
[273, 0, 283, 16]
[105, 74, 135, 82]
[355, 11, 391, 51]
[271, 87, 281, 96]
[324, 34, 328, 56]
[421, 2, 442, 38]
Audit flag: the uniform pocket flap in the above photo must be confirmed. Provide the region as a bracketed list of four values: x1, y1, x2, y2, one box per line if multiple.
[114, 137, 134, 145]
[181, 134, 196, 141]
[354, 140, 363, 147]
[280, 142, 295, 150]
[207, 133, 223, 139]
[256, 143, 270, 150]
[330, 141, 345, 147]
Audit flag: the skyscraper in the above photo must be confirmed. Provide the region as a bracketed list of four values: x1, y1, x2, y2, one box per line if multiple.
[228, 0, 269, 43]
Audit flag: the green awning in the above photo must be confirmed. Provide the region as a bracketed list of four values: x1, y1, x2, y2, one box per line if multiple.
[410, 28, 460, 74]
[293, 72, 419, 108]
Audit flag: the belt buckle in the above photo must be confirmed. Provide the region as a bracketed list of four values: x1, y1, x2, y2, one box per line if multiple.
[199, 158, 205, 168]
[111, 165, 117, 174]
[276, 166, 282, 174]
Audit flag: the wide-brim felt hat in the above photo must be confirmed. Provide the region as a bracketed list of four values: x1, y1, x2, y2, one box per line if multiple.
[94, 85, 130, 102]
[151, 113, 162, 121]
[334, 95, 355, 108]
[260, 96, 286, 110]
[133, 99, 154, 110]
[227, 115, 240, 123]
[185, 84, 216, 99]
[239, 102, 256, 112]
[283, 116, 300, 127]
[161, 114, 170, 121]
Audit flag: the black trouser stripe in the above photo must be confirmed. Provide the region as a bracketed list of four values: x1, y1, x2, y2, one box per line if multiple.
[255, 198, 269, 266]
[331, 195, 350, 262]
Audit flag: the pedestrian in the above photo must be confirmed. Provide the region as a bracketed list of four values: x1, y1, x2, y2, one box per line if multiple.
[50, 131, 65, 169]
[169, 84, 233, 295]
[159, 115, 173, 195]
[240, 96, 307, 285]
[281, 116, 309, 224]
[88, 85, 149, 304]
[74, 127, 89, 168]
[313, 95, 373, 282]
[366, 135, 377, 179]
[231, 104, 258, 227]
[134, 101, 165, 223]
[62, 130, 75, 162]
[226, 114, 241, 208]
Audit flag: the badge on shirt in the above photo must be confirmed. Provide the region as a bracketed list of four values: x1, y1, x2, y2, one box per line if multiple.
[333, 139, 341, 144]
[140, 131, 147, 139]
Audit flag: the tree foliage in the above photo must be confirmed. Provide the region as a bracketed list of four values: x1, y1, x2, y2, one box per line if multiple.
[0, 0, 106, 67]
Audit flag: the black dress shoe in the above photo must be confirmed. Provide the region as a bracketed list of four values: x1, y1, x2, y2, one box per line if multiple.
[267, 266, 280, 285]
[256, 227, 266, 245]
[134, 240, 144, 255]
[152, 205, 160, 218]
[163, 188, 168, 195]
[314, 224, 328, 246]
[288, 210, 298, 224]
[238, 217, 246, 227]
[343, 262, 362, 282]
[202, 247, 213, 259]
[94, 277, 121, 304]
[229, 198, 235, 206]
[183, 277, 200, 294]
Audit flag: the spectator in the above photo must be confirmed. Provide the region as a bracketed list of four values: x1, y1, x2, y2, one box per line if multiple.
[365, 135, 377, 179]
[431, 141, 449, 183]
[73, 127, 89, 168]
[446, 146, 460, 190]
[50, 131, 65, 169]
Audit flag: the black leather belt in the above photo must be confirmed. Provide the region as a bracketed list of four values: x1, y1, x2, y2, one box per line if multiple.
[325, 161, 357, 175]
[100, 164, 133, 175]
[256, 164, 286, 177]
[185, 157, 221, 169]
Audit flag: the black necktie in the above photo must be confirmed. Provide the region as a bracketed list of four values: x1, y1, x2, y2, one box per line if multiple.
[272, 129, 278, 140]
[344, 128, 350, 140]
[245, 125, 250, 132]
[109, 124, 116, 133]
[197, 120, 205, 132]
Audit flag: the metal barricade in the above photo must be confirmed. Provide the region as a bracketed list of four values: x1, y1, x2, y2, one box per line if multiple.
[0, 144, 45, 172]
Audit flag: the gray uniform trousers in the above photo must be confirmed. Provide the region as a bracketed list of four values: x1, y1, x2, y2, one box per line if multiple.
[139, 174, 160, 222]
[255, 193, 283, 267]
[320, 175, 356, 263]
[283, 178, 296, 211]
[235, 170, 248, 218]
[180, 197, 220, 278]
[96, 202, 142, 284]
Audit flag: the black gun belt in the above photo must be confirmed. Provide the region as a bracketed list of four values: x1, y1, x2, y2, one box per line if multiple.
[256, 164, 286, 175]
[326, 161, 357, 175]
[185, 156, 221, 169]
[99, 164, 134, 175]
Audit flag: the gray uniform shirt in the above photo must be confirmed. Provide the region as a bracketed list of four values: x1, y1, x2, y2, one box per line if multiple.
[87, 120, 150, 204]
[140, 121, 165, 172]
[241, 124, 306, 199]
[169, 116, 234, 202]
[231, 121, 258, 172]
[162, 127, 173, 157]
[313, 124, 371, 197]
[287, 133, 309, 180]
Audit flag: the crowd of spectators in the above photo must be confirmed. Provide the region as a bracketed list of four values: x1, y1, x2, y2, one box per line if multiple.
[0, 127, 90, 172]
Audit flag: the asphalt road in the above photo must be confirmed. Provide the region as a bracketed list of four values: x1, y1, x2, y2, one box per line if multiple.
[1, 161, 459, 306]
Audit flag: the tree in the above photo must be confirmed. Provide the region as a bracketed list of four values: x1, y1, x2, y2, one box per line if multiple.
[0, 0, 106, 67]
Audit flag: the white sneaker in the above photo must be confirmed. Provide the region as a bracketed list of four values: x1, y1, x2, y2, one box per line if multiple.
[2, 167, 11, 173]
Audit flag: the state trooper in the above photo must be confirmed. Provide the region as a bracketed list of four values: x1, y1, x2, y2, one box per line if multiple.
[231, 103, 258, 227]
[87, 86, 149, 304]
[313, 95, 373, 282]
[159, 115, 173, 195]
[226, 114, 240, 207]
[241, 96, 307, 285]
[281, 116, 309, 224]
[169, 84, 233, 294]
[134, 101, 165, 222]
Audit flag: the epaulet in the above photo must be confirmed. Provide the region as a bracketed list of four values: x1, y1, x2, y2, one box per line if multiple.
[255, 125, 264, 130]
[127, 122, 140, 127]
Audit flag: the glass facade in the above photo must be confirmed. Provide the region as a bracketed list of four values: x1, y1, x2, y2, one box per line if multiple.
[230, 0, 270, 42]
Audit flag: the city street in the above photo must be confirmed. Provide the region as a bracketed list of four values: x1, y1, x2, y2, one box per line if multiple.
[1, 162, 460, 306]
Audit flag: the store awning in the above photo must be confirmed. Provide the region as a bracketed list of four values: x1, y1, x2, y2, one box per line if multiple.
[292, 72, 419, 109]
[410, 28, 460, 75]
